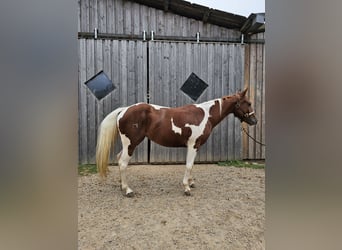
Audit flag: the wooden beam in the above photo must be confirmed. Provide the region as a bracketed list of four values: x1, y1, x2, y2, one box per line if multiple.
[202, 9, 211, 23]
[164, 0, 170, 11]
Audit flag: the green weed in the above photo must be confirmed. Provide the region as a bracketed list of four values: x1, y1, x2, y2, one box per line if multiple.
[78, 164, 97, 176]
[217, 160, 265, 169]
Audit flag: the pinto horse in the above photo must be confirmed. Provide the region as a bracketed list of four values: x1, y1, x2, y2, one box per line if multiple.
[96, 88, 257, 196]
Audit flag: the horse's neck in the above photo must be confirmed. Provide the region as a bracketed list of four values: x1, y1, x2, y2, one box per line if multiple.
[209, 96, 237, 127]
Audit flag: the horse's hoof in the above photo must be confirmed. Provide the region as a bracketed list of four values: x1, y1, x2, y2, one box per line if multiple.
[125, 191, 134, 198]
[184, 190, 191, 196]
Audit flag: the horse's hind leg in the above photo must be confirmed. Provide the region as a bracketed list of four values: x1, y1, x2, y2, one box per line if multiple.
[118, 135, 133, 197]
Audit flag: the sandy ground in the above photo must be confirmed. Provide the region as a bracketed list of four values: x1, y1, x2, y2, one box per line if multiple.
[78, 164, 265, 250]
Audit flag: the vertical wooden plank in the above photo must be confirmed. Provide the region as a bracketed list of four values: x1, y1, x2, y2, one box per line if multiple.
[197, 42, 205, 162]
[207, 43, 217, 161]
[123, 1, 132, 34]
[176, 42, 186, 162]
[148, 42, 156, 162]
[126, 41, 136, 160]
[215, 43, 223, 161]
[90, 0, 98, 31]
[140, 5, 149, 34]
[255, 33, 262, 159]
[163, 42, 171, 162]
[210, 24, 220, 37]
[173, 14, 180, 37]
[234, 45, 243, 160]
[95, 40, 104, 145]
[81, 0, 90, 32]
[86, 39, 96, 163]
[111, 40, 120, 109]
[79, 39, 88, 164]
[106, 0, 114, 34]
[98, 0, 106, 33]
[262, 33, 266, 159]
[115, 0, 123, 34]
[169, 42, 177, 162]
[149, 8, 156, 36]
[220, 27, 227, 40]
[156, 9, 164, 34]
[248, 39, 257, 159]
[165, 12, 174, 36]
[77, 0, 81, 32]
[181, 16, 189, 37]
[102, 40, 112, 116]
[189, 19, 198, 35]
[136, 41, 148, 163]
[256, 33, 264, 159]
[220, 43, 229, 161]
[206, 43, 214, 162]
[243, 44, 250, 159]
[119, 41, 128, 106]
[152, 41, 160, 104]
[132, 2, 140, 35]
[227, 44, 235, 160]
[127, 41, 135, 103]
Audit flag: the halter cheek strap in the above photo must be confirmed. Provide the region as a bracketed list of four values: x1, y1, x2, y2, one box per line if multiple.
[235, 102, 254, 118]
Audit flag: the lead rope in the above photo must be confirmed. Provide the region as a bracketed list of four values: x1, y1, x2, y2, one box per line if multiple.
[241, 126, 266, 147]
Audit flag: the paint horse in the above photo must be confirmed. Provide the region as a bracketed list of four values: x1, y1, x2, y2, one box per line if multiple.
[96, 88, 257, 196]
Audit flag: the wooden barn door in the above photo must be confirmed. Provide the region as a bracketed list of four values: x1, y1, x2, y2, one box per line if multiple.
[148, 41, 245, 163]
[78, 39, 148, 164]
[79, 39, 251, 164]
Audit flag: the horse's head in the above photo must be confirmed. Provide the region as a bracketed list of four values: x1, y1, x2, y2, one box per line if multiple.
[233, 88, 258, 126]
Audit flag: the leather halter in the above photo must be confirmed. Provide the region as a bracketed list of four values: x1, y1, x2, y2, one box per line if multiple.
[235, 102, 254, 118]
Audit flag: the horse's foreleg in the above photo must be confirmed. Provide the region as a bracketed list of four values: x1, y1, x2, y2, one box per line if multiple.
[188, 169, 195, 188]
[183, 146, 197, 196]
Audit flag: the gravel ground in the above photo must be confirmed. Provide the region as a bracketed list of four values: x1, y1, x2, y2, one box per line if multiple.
[78, 164, 265, 250]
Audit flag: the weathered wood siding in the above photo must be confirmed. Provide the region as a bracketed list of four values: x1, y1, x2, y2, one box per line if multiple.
[78, 0, 241, 39]
[243, 32, 265, 159]
[79, 38, 148, 164]
[149, 41, 244, 163]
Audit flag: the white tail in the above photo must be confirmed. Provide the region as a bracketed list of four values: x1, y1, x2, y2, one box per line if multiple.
[96, 107, 125, 178]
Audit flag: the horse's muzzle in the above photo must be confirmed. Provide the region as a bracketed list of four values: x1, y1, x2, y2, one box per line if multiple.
[245, 115, 258, 126]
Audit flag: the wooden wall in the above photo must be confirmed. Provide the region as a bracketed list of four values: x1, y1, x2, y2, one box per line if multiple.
[78, 39, 148, 164]
[78, 0, 241, 39]
[243, 32, 265, 159]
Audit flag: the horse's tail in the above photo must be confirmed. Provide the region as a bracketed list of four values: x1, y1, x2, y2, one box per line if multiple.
[96, 107, 125, 178]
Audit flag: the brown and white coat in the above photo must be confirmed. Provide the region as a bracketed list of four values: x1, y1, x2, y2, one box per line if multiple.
[96, 88, 257, 196]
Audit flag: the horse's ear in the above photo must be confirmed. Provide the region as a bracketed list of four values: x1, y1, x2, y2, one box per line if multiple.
[239, 88, 248, 98]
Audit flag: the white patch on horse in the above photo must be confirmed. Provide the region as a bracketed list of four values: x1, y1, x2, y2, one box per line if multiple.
[133, 102, 144, 106]
[150, 104, 169, 110]
[117, 106, 128, 122]
[119, 134, 131, 152]
[217, 98, 222, 116]
[185, 100, 216, 147]
[170, 118, 182, 135]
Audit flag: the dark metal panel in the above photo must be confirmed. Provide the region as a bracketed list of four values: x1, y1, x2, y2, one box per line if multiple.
[84, 70, 115, 100]
[180, 73, 208, 101]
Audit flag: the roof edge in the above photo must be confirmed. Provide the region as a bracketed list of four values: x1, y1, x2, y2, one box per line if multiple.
[126, 0, 247, 30]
